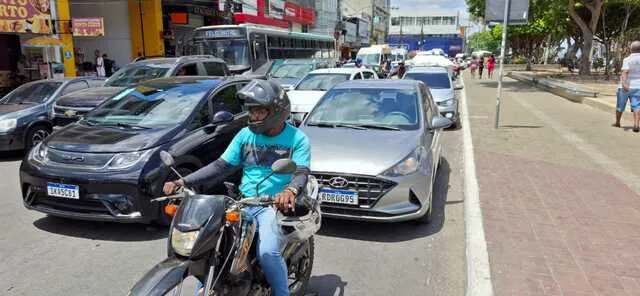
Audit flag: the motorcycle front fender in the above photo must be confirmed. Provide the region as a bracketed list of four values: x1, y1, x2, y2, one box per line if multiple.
[128, 257, 190, 296]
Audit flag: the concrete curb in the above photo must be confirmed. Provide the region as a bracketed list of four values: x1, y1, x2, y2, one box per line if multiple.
[507, 72, 616, 114]
[461, 77, 494, 296]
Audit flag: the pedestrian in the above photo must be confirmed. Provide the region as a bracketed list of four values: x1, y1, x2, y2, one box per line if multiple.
[469, 58, 478, 79]
[478, 58, 485, 79]
[95, 49, 105, 77]
[620, 41, 640, 132]
[102, 53, 115, 77]
[613, 84, 631, 128]
[487, 54, 496, 79]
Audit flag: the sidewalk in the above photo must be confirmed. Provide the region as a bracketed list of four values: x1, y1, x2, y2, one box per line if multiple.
[464, 74, 640, 296]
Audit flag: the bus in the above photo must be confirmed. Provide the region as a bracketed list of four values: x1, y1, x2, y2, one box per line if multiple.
[182, 24, 337, 75]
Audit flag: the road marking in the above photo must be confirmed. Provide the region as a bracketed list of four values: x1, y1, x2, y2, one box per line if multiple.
[461, 77, 495, 296]
[515, 95, 640, 196]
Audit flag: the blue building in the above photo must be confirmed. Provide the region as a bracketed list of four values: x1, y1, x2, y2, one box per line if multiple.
[387, 11, 463, 56]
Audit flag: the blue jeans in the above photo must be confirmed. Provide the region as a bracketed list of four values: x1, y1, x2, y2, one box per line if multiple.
[196, 206, 288, 296]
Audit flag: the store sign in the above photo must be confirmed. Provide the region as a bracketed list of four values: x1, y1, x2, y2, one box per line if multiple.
[283, 2, 314, 25]
[242, 0, 258, 16]
[0, 0, 52, 34]
[269, 0, 284, 20]
[72, 18, 104, 37]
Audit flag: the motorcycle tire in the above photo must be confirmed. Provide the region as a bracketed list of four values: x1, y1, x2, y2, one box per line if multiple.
[289, 237, 315, 296]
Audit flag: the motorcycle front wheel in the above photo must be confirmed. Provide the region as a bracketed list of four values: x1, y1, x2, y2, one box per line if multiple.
[288, 237, 315, 296]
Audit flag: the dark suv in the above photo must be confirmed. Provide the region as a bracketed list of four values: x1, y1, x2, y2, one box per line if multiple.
[21, 76, 251, 224]
[53, 55, 230, 125]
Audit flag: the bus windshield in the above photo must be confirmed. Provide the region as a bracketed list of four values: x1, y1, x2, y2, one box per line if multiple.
[196, 39, 250, 68]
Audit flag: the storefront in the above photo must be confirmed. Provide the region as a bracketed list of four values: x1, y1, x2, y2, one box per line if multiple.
[232, 0, 315, 32]
[162, 0, 225, 57]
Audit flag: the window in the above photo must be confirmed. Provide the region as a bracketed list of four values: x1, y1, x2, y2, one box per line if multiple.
[210, 84, 243, 115]
[352, 73, 363, 80]
[362, 71, 375, 79]
[203, 62, 227, 76]
[420, 84, 434, 125]
[391, 17, 399, 26]
[189, 101, 211, 130]
[175, 63, 199, 76]
[87, 79, 106, 87]
[61, 81, 89, 95]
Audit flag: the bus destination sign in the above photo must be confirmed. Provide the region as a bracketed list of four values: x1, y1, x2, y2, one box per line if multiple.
[203, 29, 244, 38]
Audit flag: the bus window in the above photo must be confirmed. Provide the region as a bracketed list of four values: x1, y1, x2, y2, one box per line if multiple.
[250, 33, 268, 70]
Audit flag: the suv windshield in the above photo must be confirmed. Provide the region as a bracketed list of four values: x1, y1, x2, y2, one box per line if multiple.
[1, 81, 62, 104]
[404, 72, 452, 89]
[105, 63, 172, 87]
[295, 73, 350, 91]
[196, 39, 250, 68]
[305, 88, 420, 130]
[84, 82, 209, 128]
[269, 64, 314, 79]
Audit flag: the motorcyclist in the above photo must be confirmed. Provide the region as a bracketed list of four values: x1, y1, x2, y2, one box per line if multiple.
[388, 60, 407, 79]
[163, 79, 311, 296]
[355, 57, 366, 69]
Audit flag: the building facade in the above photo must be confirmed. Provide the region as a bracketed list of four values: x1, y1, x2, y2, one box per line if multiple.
[310, 0, 339, 36]
[341, 0, 389, 45]
[387, 10, 463, 56]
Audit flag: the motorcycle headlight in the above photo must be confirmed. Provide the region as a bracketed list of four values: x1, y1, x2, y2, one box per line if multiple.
[106, 150, 152, 170]
[382, 147, 428, 177]
[0, 118, 17, 132]
[437, 99, 455, 107]
[29, 142, 49, 164]
[171, 228, 199, 257]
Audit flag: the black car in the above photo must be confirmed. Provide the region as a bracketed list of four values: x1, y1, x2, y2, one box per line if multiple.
[53, 56, 230, 126]
[0, 77, 105, 151]
[20, 76, 251, 224]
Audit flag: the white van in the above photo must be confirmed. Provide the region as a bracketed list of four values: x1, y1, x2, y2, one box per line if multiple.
[356, 45, 392, 66]
[390, 48, 408, 67]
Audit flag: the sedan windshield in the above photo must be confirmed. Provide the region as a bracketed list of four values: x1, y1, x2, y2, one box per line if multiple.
[269, 64, 314, 79]
[1, 81, 62, 104]
[305, 88, 420, 130]
[404, 72, 452, 89]
[295, 74, 350, 91]
[105, 63, 172, 87]
[84, 83, 208, 128]
[196, 39, 250, 68]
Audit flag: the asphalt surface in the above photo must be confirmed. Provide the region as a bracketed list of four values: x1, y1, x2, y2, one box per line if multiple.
[0, 117, 465, 296]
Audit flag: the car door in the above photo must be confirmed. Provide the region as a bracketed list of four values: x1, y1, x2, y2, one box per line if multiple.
[421, 83, 441, 170]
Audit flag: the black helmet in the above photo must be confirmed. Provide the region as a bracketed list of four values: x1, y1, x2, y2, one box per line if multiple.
[236, 79, 291, 134]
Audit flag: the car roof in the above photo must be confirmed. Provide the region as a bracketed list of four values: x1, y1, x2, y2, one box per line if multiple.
[139, 76, 226, 90]
[309, 68, 370, 74]
[333, 80, 420, 90]
[280, 58, 328, 64]
[406, 66, 449, 73]
[135, 55, 226, 65]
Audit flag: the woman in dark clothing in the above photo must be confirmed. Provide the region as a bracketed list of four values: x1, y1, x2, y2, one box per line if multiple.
[478, 59, 485, 79]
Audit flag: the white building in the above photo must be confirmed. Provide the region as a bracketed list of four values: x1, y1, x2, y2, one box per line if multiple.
[388, 10, 463, 54]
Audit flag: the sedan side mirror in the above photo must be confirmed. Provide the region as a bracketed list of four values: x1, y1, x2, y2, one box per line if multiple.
[431, 116, 452, 129]
[211, 110, 234, 125]
[454, 85, 464, 90]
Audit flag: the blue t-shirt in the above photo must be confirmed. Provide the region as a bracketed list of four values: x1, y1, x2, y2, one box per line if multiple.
[221, 124, 311, 197]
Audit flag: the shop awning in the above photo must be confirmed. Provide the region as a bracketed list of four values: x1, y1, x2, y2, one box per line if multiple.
[23, 36, 64, 48]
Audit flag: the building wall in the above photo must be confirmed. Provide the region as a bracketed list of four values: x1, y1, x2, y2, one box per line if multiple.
[389, 11, 460, 36]
[70, 0, 133, 69]
[387, 34, 463, 56]
[342, 0, 389, 44]
[311, 0, 338, 36]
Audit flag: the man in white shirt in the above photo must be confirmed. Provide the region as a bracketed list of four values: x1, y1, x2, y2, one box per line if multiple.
[621, 41, 640, 132]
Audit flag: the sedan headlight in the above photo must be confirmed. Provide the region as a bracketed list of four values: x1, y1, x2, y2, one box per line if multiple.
[28, 142, 49, 164]
[106, 150, 153, 170]
[0, 118, 17, 132]
[383, 146, 428, 177]
[437, 98, 455, 107]
[171, 228, 199, 257]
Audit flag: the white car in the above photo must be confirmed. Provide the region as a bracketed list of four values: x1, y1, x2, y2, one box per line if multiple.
[288, 68, 379, 125]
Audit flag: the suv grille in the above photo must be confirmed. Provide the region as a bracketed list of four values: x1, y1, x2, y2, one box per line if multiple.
[313, 173, 396, 208]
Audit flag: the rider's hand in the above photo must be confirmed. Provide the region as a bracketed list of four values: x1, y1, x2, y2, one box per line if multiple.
[274, 189, 296, 213]
[163, 179, 184, 195]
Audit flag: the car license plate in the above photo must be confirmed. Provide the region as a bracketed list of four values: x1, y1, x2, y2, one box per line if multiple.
[318, 188, 359, 205]
[47, 183, 80, 199]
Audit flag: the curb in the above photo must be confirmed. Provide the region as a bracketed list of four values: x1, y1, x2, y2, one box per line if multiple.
[460, 77, 494, 296]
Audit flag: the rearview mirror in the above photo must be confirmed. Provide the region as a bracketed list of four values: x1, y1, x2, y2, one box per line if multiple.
[271, 158, 297, 174]
[431, 116, 452, 130]
[211, 111, 233, 125]
[159, 151, 175, 167]
[455, 85, 464, 90]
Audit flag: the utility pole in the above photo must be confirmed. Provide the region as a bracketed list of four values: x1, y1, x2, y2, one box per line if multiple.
[371, 0, 375, 45]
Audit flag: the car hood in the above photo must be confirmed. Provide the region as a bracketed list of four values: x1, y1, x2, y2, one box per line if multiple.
[301, 126, 421, 175]
[288, 90, 326, 113]
[55, 87, 125, 108]
[44, 123, 177, 153]
[429, 88, 455, 102]
[0, 103, 41, 117]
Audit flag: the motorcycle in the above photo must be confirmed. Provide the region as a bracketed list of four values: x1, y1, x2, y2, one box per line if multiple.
[129, 151, 321, 296]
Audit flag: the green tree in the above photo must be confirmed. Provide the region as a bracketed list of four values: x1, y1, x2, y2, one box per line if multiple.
[566, 0, 605, 75]
[468, 28, 501, 53]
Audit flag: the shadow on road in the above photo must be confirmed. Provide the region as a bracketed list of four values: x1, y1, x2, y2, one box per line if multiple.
[33, 216, 167, 242]
[474, 79, 539, 93]
[317, 158, 452, 243]
[307, 274, 348, 296]
[499, 124, 544, 129]
[0, 150, 25, 162]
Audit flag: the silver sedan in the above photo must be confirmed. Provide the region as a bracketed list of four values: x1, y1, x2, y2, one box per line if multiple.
[300, 80, 451, 223]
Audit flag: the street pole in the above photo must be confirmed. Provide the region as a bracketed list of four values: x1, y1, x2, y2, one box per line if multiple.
[371, 0, 375, 45]
[494, 0, 510, 129]
[138, 0, 146, 57]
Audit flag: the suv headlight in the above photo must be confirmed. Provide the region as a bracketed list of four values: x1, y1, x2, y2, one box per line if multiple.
[0, 118, 17, 132]
[437, 98, 455, 107]
[171, 228, 199, 257]
[106, 150, 153, 170]
[29, 142, 49, 164]
[382, 146, 428, 177]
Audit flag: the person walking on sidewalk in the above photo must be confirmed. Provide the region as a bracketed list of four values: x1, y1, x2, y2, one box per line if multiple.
[487, 54, 496, 79]
[613, 84, 632, 128]
[621, 41, 640, 132]
[469, 58, 478, 79]
[478, 58, 485, 79]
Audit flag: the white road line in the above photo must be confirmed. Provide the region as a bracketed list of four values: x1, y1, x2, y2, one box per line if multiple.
[461, 77, 495, 296]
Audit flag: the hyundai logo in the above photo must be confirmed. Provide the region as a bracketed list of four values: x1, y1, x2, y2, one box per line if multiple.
[328, 177, 349, 188]
[62, 155, 85, 162]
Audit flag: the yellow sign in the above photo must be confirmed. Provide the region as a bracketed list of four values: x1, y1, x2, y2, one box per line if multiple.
[0, 0, 52, 34]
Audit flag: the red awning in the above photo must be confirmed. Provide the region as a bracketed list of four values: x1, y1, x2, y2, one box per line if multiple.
[233, 13, 289, 29]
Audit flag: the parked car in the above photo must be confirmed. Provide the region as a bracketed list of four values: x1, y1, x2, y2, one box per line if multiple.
[53, 56, 230, 126]
[403, 66, 463, 126]
[0, 77, 105, 151]
[287, 68, 378, 126]
[266, 59, 332, 90]
[20, 76, 251, 224]
[299, 80, 452, 223]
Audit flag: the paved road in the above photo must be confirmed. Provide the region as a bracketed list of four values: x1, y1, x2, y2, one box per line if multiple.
[0, 118, 465, 296]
